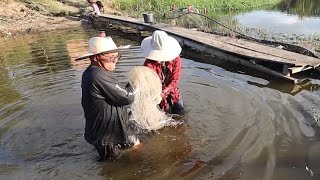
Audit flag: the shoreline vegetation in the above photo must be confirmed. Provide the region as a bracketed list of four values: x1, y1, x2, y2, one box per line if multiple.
[0, 0, 318, 52]
[112, 0, 281, 16]
[0, 0, 281, 37]
[0, 0, 86, 37]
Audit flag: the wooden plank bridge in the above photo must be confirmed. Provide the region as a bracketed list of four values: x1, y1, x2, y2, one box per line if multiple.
[97, 14, 320, 83]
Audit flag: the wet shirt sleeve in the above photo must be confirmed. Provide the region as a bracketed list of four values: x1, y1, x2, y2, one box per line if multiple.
[163, 56, 182, 97]
[93, 70, 135, 106]
[144, 59, 156, 70]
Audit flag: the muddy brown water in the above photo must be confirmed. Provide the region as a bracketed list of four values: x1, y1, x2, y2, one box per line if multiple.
[0, 28, 320, 180]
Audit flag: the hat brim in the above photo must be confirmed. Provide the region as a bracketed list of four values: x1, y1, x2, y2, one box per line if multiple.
[74, 45, 130, 61]
[141, 36, 182, 62]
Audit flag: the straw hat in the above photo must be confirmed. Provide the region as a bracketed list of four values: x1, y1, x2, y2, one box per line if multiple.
[141, 30, 182, 62]
[75, 37, 129, 61]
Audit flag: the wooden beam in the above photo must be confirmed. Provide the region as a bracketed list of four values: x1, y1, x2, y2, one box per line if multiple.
[289, 66, 313, 74]
[282, 64, 291, 76]
[98, 14, 320, 66]
[181, 39, 298, 83]
[97, 15, 308, 83]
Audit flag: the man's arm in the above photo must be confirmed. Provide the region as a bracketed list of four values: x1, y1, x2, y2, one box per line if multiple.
[94, 71, 135, 106]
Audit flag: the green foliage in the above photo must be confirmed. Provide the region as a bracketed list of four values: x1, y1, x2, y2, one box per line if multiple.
[22, 0, 83, 13]
[112, 0, 280, 15]
[277, 0, 320, 17]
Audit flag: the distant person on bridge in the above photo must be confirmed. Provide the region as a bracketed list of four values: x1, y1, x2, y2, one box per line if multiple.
[141, 30, 185, 115]
[86, 0, 103, 15]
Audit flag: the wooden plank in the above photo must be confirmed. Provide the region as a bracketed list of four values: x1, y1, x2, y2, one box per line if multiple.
[99, 15, 299, 83]
[289, 66, 313, 74]
[153, 24, 319, 67]
[214, 37, 320, 66]
[99, 14, 320, 68]
[283, 65, 290, 76]
[98, 14, 320, 79]
[178, 38, 298, 83]
[159, 25, 297, 66]
[99, 16, 293, 65]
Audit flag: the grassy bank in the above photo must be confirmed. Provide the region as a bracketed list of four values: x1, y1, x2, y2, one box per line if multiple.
[106, 0, 281, 15]
[0, 0, 87, 36]
[19, 0, 87, 14]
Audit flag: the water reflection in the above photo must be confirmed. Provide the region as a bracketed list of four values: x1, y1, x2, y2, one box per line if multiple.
[248, 79, 320, 96]
[0, 39, 25, 141]
[277, 0, 320, 17]
[0, 28, 320, 180]
[66, 40, 91, 73]
[235, 10, 320, 36]
[182, 50, 320, 96]
[99, 125, 192, 179]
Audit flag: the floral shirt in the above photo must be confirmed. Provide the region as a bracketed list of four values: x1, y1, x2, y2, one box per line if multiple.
[144, 56, 182, 111]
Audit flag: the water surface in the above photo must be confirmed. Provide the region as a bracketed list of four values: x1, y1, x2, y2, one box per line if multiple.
[224, 0, 320, 49]
[169, 0, 320, 48]
[0, 28, 320, 180]
[235, 10, 320, 36]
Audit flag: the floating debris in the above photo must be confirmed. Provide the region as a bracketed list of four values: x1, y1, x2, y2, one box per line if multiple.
[306, 166, 314, 176]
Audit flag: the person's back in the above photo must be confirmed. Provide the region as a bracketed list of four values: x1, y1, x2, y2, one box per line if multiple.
[92, 3, 101, 15]
[81, 65, 133, 145]
[76, 37, 138, 160]
[141, 30, 185, 114]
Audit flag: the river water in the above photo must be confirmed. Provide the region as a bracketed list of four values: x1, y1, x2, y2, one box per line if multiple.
[0, 1, 318, 180]
[235, 0, 320, 36]
[170, 0, 320, 50]
[0, 26, 320, 180]
[233, 0, 320, 51]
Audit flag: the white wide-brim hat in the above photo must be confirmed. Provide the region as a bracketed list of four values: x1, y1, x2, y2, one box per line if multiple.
[141, 30, 182, 62]
[75, 37, 130, 61]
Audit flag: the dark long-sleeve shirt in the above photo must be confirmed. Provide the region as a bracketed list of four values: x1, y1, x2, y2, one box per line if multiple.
[81, 65, 134, 145]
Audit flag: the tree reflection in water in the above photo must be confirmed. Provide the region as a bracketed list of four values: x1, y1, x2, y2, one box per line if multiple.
[277, 0, 320, 17]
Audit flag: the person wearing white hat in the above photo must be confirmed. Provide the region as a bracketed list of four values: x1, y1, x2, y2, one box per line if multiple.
[141, 30, 185, 114]
[76, 37, 139, 161]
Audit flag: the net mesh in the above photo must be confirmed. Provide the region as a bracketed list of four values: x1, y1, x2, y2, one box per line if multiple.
[128, 66, 172, 131]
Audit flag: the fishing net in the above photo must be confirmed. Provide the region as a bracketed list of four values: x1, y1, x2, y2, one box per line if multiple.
[128, 66, 172, 131]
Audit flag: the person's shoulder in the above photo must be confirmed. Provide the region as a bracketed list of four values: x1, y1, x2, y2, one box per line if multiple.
[167, 56, 181, 64]
[92, 67, 119, 85]
[82, 65, 94, 76]
[173, 56, 182, 63]
[175, 56, 181, 61]
[83, 65, 107, 78]
[144, 59, 152, 63]
[91, 65, 102, 73]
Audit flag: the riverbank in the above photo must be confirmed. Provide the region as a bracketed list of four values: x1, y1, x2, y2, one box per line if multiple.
[112, 0, 281, 15]
[0, 0, 281, 37]
[1, 0, 318, 54]
[0, 1, 83, 37]
[1, 27, 320, 180]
